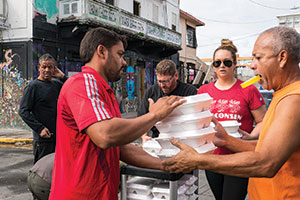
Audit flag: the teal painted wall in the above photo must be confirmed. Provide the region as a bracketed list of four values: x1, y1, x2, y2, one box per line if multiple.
[34, 0, 58, 22]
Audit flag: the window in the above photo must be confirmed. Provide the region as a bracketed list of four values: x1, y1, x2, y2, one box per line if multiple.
[133, 1, 140, 16]
[152, 4, 159, 23]
[106, 0, 114, 6]
[71, 2, 78, 14]
[186, 25, 197, 48]
[63, 4, 70, 15]
[294, 16, 300, 26]
[172, 13, 177, 31]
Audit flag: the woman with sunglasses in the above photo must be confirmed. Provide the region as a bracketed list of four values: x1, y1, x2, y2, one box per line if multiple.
[197, 39, 266, 200]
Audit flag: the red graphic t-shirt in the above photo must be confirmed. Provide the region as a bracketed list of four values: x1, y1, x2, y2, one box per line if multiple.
[50, 66, 121, 200]
[198, 79, 265, 154]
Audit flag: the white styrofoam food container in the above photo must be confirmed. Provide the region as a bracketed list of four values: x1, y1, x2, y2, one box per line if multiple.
[127, 193, 152, 200]
[156, 143, 216, 160]
[219, 120, 241, 133]
[211, 120, 242, 138]
[168, 93, 213, 117]
[126, 177, 156, 196]
[159, 126, 215, 138]
[156, 110, 213, 133]
[155, 126, 215, 149]
[178, 174, 198, 186]
[185, 184, 198, 195]
[152, 182, 186, 199]
[142, 139, 162, 155]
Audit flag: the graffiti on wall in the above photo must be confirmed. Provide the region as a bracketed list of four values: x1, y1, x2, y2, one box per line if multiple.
[0, 49, 30, 129]
[34, 0, 58, 23]
[120, 66, 139, 113]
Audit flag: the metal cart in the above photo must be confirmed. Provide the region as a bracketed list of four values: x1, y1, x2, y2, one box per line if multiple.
[120, 165, 198, 200]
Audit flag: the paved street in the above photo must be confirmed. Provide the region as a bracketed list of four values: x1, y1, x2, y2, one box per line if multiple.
[0, 129, 248, 200]
[0, 144, 215, 200]
[0, 145, 33, 200]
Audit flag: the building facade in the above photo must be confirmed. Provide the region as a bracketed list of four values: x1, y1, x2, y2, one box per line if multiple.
[277, 13, 300, 33]
[178, 9, 208, 88]
[0, 0, 181, 129]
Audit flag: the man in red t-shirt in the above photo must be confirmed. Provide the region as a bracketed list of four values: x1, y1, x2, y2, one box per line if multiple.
[49, 27, 184, 200]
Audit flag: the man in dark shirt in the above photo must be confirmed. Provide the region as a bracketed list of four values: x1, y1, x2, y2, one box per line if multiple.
[19, 53, 67, 163]
[137, 59, 197, 143]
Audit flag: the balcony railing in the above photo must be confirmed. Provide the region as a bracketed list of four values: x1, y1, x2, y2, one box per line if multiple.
[58, 0, 181, 47]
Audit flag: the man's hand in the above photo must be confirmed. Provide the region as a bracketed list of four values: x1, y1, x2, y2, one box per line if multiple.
[40, 127, 52, 138]
[162, 138, 199, 173]
[211, 117, 230, 147]
[239, 128, 259, 140]
[148, 96, 185, 121]
[52, 66, 65, 79]
[141, 134, 152, 145]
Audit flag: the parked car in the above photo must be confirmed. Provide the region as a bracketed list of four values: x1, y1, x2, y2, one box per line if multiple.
[260, 90, 273, 109]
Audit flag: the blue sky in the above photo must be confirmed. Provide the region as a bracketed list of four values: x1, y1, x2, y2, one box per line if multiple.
[180, 0, 300, 58]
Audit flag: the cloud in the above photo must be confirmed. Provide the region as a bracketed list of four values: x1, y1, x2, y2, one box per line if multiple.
[180, 0, 300, 58]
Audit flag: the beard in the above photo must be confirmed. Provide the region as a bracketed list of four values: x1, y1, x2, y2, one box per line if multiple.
[105, 54, 124, 82]
[107, 68, 123, 82]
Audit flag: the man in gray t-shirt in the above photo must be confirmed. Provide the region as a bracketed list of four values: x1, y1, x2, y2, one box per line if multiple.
[27, 153, 54, 200]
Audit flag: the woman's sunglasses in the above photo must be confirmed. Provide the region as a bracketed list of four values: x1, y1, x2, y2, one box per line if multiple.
[212, 60, 233, 68]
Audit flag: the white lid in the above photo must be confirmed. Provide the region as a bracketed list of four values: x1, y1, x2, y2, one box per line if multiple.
[142, 139, 162, 155]
[228, 132, 242, 138]
[152, 183, 170, 193]
[219, 120, 241, 127]
[158, 110, 212, 124]
[157, 126, 216, 139]
[156, 143, 216, 157]
[127, 193, 152, 200]
[156, 148, 179, 157]
[183, 93, 212, 104]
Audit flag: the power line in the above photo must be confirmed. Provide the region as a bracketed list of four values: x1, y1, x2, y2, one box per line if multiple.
[198, 32, 260, 47]
[247, 0, 300, 10]
[196, 16, 276, 24]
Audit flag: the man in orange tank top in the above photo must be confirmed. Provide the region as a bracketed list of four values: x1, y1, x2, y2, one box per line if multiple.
[162, 26, 300, 200]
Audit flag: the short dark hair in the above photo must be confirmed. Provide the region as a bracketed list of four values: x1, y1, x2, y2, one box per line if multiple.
[155, 59, 177, 76]
[38, 53, 56, 66]
[80, 27, 127, 64]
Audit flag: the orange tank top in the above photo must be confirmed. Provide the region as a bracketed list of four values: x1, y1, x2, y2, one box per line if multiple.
[248, 81, 300, 200]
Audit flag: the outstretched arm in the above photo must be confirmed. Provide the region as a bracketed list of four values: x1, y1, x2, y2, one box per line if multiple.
[163, 95, 300, 177]
[86, 96, 185, 149]
[212, 117, 257, 152]
[120, 144, 162, 170]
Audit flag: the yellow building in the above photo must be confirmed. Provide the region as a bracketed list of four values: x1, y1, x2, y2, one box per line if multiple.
[179, 9, 208, 87]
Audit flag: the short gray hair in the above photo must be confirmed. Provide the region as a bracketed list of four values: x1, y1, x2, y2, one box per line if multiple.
[38, 53, 56, 65]
[261, 26, 300, 63]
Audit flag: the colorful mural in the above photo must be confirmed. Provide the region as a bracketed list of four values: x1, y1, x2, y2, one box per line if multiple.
[0, 49, 30, 129]
[34, 0, 58, 23]
[120, 66, 139, 113]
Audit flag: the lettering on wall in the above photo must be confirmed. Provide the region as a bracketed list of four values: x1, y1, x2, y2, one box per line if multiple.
[88, 2, 118, 25]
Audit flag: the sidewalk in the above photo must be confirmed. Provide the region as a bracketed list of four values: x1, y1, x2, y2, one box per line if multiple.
[0, 128, 33, 144]
[0, 128, 248, 200]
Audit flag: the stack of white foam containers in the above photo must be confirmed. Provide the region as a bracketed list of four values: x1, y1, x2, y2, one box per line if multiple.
[151, 175, 199, 200]
[126, 177, 157, 200]
[132, 93, 216, 200]
[154, 93, 216, 159]
[126, 175, 199, 200]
